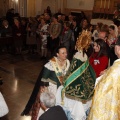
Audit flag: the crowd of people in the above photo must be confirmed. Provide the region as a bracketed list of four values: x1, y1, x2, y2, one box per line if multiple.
[0, 6, 120, 120]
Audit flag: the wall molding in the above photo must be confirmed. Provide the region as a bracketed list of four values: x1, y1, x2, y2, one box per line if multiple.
[64, 8, 93, 20]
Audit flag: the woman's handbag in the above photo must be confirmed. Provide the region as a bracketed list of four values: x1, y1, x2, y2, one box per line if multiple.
[0, 92, 9, 117]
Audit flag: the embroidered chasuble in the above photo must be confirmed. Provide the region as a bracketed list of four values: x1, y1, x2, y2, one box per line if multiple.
[88, 59, 120, 120]
[63, 57, 96, 101]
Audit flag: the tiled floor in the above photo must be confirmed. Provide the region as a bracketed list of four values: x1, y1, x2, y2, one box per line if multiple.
[0, 53, 46, 120]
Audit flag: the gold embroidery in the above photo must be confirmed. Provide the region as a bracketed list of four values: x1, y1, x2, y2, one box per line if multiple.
[65, 68, 95, 101]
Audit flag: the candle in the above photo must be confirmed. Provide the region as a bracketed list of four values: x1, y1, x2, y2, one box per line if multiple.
[108, 0, 110, 9]
[100, 0, 103, 8]
[104, 0, 106, 9]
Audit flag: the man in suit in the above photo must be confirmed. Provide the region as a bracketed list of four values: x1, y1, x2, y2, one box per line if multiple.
[39, 91, 68, 120]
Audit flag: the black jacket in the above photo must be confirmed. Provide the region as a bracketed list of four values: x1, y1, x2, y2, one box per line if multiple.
[39, 106, 68, 120]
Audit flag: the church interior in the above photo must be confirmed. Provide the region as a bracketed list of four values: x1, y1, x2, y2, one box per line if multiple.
[0, 0, 120, 120]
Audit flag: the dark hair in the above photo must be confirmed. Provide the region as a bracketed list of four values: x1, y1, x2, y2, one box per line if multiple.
[53, 14, 58, 20]
[54, 46, 67, 57]
[93, 39, 108, 58]
[97, 22, 103, 29]
[41, 18, 47, 24]
[73, 17, 77, 22]
[64, 21, 71, 28]
[109, 25, 115, 30]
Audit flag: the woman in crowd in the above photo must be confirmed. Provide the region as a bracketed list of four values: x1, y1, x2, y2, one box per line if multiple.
[92, 22, 103, 41]
[70, 18, 80, 59]
[88, 36, 120, 120]
[49, 14, 62, 56]
[26, 17, 38, 54]
[89, 39, 109, 77]
[1, 20, 12, 36]
[12, 18, 23, 54]
[107, 24, 118, 65]
[37, 18, 49, 59]
[0, 20, 12, 52]
[21, 46, 70, 120]
[80, 18, 89, 32]
[56, 30, 96, 120]
[60, 21, 72, 54]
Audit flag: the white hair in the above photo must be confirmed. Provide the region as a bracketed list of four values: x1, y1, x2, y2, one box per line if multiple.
[40, 91, 56, 108]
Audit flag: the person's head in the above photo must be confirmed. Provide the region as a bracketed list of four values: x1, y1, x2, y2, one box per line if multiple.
[14, 18, 20, 25]
[2, 20, 9, 27]
[101, 24, 109, 33]
[52, 14, 58, 22]
[58, 15, 62, 21]
[44, 14, 50, 20]
[40, 14, 44, 19]
[82, 19, 88, 25]
[96, 22, 103, 32]
[21, 18, 27, 26]
[40, 91, 56, 110]
[55, 46, 68, 61]
[41, 18, 46, 25]
[93, 39, 108, 57]
[80, 18, 89, 29]
[109, 25, 115, 34]
[68, 14, 73, 21]
[64, 21, 70, 30]
[109, 24, 118, 36]
[36, 15, 41, 21]
[115, 36, 120, 58]
[29, 17, 37, 24]
[72, 18, 77, 26]
[98, 31, 108, 42]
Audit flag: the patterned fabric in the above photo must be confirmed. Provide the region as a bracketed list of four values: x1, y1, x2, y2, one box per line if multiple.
[42, 57, 70, 87]
[64, 57, 96, 101]
[31, 57, 70, 120]
[88, 59, 120, 120]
